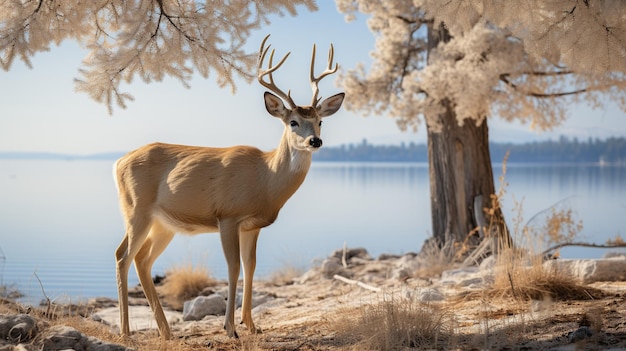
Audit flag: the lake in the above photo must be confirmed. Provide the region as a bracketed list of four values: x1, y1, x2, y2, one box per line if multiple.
[0, 159, 624, 304]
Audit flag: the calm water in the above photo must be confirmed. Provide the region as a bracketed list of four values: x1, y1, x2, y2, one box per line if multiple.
[0, 159, 624, 304]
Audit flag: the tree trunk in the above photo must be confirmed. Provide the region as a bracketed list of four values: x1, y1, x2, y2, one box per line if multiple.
[424, 23, 510, 257]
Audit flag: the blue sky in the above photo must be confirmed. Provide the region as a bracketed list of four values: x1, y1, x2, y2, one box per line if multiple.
[1, 2, 624, 155]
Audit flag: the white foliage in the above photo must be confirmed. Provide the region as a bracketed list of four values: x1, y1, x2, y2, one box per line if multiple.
[336, 0, 626, 132]
[0, 0, 317, 113]
[420, 0, 626, 75]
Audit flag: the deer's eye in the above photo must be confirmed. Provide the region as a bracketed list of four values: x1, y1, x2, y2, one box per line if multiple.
[290, 120, 299, 127]
[319, 121, 323, 127]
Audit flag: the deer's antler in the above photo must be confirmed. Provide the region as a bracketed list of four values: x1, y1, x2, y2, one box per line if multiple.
[258, 35, 297, 110]
[310, 43, 339, 107]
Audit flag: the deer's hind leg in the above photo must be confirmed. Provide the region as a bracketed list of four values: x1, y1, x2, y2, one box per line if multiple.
[134, 220, 175, 339]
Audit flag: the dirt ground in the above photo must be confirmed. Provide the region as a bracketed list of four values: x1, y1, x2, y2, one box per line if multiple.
[2, 260, 626, 350]
[164, 278, 626, 350]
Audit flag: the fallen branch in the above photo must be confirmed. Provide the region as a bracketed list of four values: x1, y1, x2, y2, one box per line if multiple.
[541, 242, 626, 257]
[333, 274, 381, 292]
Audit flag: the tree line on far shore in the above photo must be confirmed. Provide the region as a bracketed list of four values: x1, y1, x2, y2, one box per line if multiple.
[313, 136, 626, 164]
[1, 136, 624, 164]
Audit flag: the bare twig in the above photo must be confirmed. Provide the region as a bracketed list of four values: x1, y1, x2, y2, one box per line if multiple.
[33, 272, 51, 317]
[507, 271, 519, 300]
[341, 241, 348, 269]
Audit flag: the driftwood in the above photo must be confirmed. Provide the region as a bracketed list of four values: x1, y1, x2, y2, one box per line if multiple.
[333, 275, 381, 292]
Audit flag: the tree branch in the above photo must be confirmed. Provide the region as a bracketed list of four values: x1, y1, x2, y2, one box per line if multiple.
[499, 74, 588, 98]
[541, 242, 626, 257]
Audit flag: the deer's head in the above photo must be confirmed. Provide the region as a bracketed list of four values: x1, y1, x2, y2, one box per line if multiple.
[258, 35, 344, 152]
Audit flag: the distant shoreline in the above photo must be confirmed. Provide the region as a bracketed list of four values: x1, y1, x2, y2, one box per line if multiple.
[1, 136, 625, 164]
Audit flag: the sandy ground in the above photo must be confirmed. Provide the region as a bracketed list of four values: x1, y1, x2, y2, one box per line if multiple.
[2, 256, 626, 350]
[161, 278, 626, 350]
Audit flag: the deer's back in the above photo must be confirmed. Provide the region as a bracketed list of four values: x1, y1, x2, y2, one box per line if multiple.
[114, 142, 302, 233]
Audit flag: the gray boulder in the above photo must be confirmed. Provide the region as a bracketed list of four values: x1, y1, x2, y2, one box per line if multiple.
[544, 257, 626, 283]
[320, 257, 350, 279]
[182, 294, 226, 321]
[41, 325, 131, 351]
[0, 314, 38, 343]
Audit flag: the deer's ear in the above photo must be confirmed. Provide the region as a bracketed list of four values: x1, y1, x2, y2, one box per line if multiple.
[264, 92, 290, 118]
[317, 93, 344, 117]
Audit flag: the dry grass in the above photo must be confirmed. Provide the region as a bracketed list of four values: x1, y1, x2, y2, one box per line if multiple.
[478, 194, 602, 302]
[267, 264, 305, 286]
[414, 238, 458, 278]
[470, 153, 603, 302]
[159, 263, 215, 310]
[487, 250, 603, 301]
[334, 296, 454, 350]
[474, 204, 603, 302]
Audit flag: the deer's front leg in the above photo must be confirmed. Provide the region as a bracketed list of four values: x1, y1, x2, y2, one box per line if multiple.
[219, 219, 241, 338]
[240, 229, 261, 334]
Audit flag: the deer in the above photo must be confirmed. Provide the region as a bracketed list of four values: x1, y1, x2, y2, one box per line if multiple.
[113, 35, 344, 340]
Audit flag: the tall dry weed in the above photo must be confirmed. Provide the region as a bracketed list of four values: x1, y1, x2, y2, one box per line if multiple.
[469, 152, 604, 301]
[416, 238, 458, 278]
[485, 172, 602, 301]
[267, 264, 305, 286]
[334, 296, 453, 350]
[159, 263, 215, 310]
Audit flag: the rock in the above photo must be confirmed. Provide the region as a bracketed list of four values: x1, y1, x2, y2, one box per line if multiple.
[394, 254, 422, 272]
[199, 286, 217, 296]
[92, 306, 182, 332]
[378, 253, 401, 260]
[238, 293, 275, 310]
[41, 325, 130, 351]
[0, 313, 129, 351]
[380, 252, 417, 261]
[0, 314, 39, 343]
[567, 326, 593, 342]
[296, 267, 321, 284]
[440, 266, 493, 288]
[182, 294, 226, 321]
[330, 247, 371, 261]
[544, 257, 626, 283]
[320, 258, 350, 279]
[87, 297, 117, 309]
[440, 267, 478, 285]
[417, 288, 445, 302]
[478, 255, 497, 271]
[391, 268, 411, 281]
[213, 287, 275, 310]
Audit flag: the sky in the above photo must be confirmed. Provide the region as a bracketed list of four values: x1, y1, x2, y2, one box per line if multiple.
[1, 2, 625, 155]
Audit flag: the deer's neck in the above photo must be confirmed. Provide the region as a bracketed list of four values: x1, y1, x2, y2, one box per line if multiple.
[265, 129, 312, 189]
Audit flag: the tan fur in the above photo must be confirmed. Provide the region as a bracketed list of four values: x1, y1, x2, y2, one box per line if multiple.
[114, 89, 344, 338]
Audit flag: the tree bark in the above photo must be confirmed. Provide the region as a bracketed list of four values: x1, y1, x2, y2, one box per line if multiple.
[424, 23, 510, 255]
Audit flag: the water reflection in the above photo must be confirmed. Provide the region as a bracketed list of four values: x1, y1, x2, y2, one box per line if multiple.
[0, 160, 624, 303]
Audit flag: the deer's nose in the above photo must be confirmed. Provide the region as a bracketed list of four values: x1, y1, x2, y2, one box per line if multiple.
[309, 137, 323, 148]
